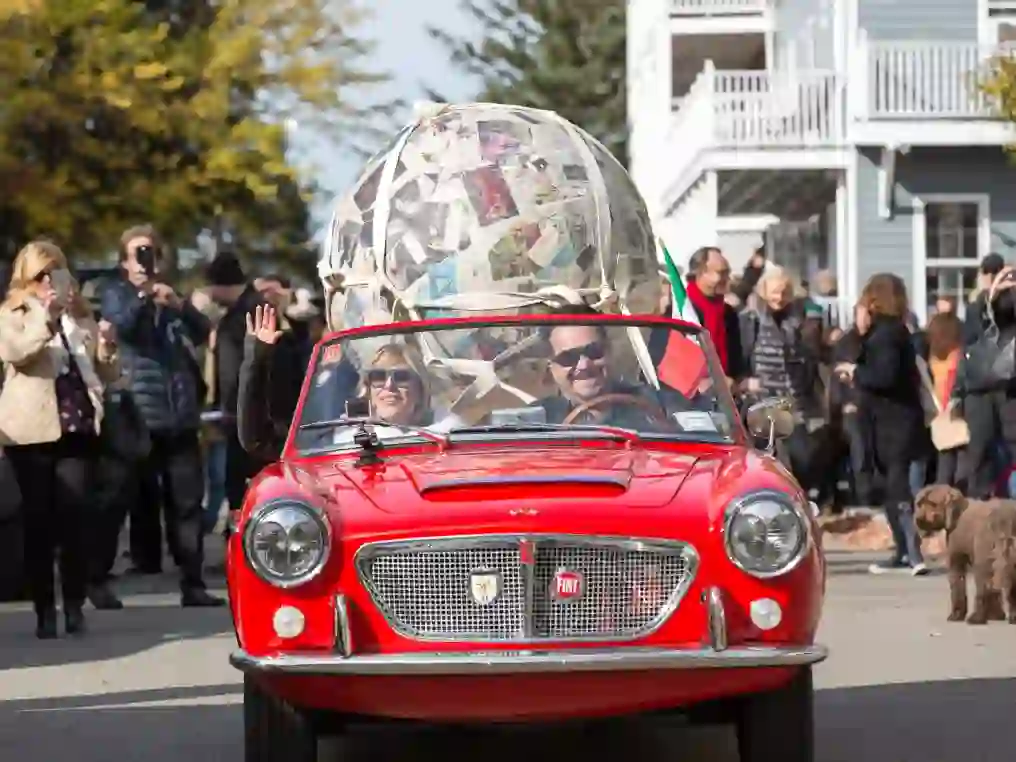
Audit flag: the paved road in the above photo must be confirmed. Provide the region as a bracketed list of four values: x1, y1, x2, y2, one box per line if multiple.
[2, 552, 1015, 762]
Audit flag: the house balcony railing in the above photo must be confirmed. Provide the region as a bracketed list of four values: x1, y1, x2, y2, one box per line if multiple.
[670, 0, 768, 15]
[863, 40, 1014, 119]
[665, 62, 844, 189]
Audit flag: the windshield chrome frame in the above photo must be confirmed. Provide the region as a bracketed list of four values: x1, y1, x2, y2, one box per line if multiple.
[284, 314, 745, 458]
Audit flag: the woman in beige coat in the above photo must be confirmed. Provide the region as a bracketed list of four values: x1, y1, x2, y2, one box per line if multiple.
[0, 241, 120, 638]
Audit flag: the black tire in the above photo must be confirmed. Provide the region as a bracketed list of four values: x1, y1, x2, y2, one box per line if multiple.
[734, 667, 814, 762]
[244, 675, 320, 762]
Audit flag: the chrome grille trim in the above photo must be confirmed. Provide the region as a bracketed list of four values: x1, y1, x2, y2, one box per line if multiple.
[355, 534, 699, 643]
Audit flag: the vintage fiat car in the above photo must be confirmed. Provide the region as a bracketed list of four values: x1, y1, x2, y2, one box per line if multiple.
[228, 312, 827, 762]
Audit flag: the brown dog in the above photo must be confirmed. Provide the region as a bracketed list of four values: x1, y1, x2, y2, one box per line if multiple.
[914, 485, 1016, 625]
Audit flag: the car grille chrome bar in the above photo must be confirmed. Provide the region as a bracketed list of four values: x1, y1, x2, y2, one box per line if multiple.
[355, 534, 699, 643]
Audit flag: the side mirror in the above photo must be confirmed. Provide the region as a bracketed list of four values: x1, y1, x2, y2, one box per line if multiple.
[745, 397, 796, 450]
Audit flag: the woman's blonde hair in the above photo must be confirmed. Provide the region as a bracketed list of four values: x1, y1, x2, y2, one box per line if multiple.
[359, 342, 433, 422]
[2, 240, 92, 318]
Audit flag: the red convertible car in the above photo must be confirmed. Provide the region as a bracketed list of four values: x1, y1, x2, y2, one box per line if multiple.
[228, 312, 827, 762]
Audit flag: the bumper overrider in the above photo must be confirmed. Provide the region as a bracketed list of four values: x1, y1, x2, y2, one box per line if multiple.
[230, 587, 828, 677]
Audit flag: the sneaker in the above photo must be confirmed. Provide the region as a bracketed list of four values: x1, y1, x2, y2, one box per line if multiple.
[911, 563, 930, 576]
[868, 558, 909, 575]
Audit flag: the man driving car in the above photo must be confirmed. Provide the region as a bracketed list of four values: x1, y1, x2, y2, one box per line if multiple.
[532, 318, 681, 431]
[532, 305, 722, 432]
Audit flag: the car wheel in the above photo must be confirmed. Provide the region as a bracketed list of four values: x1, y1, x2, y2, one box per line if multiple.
[244, 675, 320, 762]
[734, 667, 814, 762]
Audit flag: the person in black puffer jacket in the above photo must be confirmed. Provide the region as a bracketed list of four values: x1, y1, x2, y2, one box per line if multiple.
[99, 225, 223, 608]
[840, 274, 928, 576]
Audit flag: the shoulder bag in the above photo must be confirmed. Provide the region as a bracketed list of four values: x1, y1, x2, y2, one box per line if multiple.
[964, 277, 1016, 391]
[916, 356, 970, 451]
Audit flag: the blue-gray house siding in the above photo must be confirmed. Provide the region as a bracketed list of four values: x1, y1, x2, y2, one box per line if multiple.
[855, 147, 1016, 303]
[857, 0, 979, 41]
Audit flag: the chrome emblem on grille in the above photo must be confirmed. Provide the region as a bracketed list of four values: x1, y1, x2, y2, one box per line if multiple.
[551, 568, 584, 602]
[469, 569, 503, 606]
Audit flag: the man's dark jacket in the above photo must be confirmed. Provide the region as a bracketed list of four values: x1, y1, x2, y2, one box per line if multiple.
[689, 299, 748, 381]
[101, 278, 210, 432]
[964, 292, 988, 345]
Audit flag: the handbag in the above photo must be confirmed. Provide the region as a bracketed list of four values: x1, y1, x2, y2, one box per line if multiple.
[916, 357, 970, 451]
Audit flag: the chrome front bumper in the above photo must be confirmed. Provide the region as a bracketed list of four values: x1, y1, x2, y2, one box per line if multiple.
[230, 643, 827, 676]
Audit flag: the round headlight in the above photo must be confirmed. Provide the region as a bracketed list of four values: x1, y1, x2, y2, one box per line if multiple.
[724, 491, 808, 577]
[244, 500, 331, 587]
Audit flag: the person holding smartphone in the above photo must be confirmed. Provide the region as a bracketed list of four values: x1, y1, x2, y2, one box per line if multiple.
[99, 225, 223, 608]
[0, 241, 120, 637]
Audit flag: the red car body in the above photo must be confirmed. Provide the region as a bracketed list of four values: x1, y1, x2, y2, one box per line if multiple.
[229, 314, 827, 759]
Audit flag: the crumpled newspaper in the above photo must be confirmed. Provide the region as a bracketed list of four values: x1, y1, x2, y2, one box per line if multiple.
[317, 102, 662, 415]
[319, 103, 661, 335]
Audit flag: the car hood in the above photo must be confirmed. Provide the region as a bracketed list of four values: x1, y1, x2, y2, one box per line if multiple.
[323, 446, 700, 516]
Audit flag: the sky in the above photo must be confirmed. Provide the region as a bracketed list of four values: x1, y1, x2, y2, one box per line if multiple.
[296, 0, 481, 229]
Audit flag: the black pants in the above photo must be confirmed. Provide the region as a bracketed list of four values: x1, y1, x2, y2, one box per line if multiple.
[843, 414, 872, 505]
[5, 434, 94, 612]
[130, 429, 207, 591]
[225, 429, 258, 512]
[90, 454, 136, 586]
[780, 424, 814, 490]
[965, 392, 1000, 499]
[936, 447, 967, 489]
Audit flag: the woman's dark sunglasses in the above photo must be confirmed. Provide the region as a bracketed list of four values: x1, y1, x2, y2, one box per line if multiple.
[551, 342, 606, 367]
[32, 269, 53, 283]
[366, 368, 415, 388]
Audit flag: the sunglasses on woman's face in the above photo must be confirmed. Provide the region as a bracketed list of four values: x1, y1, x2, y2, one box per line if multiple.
[366, 368, 415, 388]
[551, 341, 606, 368]
[32, 269, 53, 283]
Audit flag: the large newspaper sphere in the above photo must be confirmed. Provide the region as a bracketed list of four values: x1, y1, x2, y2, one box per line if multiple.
[319, 102, 661, 333]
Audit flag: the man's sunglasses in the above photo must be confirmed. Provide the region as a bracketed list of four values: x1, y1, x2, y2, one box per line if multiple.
[366, 368, 415, 388]
[551, 342, 606, 367]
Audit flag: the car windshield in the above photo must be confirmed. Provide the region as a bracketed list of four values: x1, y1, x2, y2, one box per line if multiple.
[291, 315, 739, 454]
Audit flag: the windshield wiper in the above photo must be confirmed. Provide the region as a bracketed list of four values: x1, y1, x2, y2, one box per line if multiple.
[299, 418, 449, 447]
[448, 422, 639, 442]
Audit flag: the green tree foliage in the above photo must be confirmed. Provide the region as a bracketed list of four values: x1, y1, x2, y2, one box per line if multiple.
[0, 0, 387, 259]
[428, 0, 627, 166]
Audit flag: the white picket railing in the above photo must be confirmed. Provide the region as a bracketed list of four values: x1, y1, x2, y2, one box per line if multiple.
[670, 0, 768, 14]
[667, 63, 844, 155]
[865, 41, 1012, 118]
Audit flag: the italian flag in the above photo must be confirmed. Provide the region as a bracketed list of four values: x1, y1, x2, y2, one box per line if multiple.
[659, 238, 700, 325]
[656, 238, 708, 396]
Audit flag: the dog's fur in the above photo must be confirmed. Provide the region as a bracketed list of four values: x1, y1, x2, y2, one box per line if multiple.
[914, 485, 1016, 625]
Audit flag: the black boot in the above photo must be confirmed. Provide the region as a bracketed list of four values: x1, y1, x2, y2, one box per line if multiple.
[88, 583, 124, 611]
[35, 608, 58, 640]
[181, 587, 225, 608]
[64, 604, 87, 636]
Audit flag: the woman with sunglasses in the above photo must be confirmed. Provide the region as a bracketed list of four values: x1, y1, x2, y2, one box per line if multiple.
[361, 345, 432, 428]
[0, 241, 120, 638]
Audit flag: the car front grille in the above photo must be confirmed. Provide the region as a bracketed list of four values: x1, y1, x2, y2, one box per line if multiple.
[356, 535, 698, 642]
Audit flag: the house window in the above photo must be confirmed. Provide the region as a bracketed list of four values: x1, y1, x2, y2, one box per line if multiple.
[917, 198, 989, 321]
[982, 1, 1016, 47]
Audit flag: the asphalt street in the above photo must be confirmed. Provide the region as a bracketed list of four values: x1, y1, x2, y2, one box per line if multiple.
[1, 551, 1015, 762]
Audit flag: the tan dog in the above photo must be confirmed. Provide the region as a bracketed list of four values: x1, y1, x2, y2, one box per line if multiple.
[914, 485, 1016, 625]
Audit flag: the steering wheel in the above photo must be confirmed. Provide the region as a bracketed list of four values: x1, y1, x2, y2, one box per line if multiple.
[562, 393, 672, 428]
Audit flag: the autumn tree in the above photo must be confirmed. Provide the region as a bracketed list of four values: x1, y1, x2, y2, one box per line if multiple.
[0, 0, 387, 259]
[428, 0, 627, 165]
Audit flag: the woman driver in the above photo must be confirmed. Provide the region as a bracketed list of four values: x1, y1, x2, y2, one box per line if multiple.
[361, 344, 432, 427]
